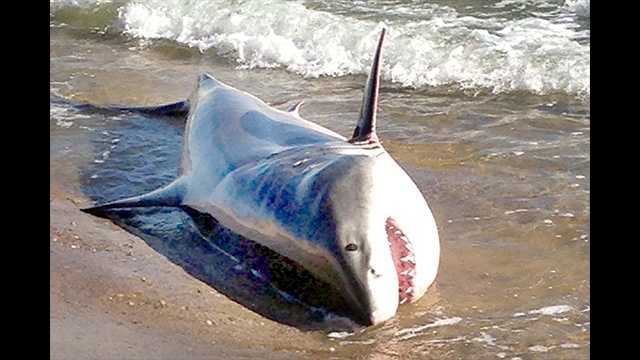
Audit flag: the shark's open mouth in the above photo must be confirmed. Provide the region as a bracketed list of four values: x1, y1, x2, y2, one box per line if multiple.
[385, 217, 416, 304]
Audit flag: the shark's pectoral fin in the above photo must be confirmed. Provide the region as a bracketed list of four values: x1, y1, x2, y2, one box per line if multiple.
[350, 28, 385, 144]
[75, 100, 190, 118]
[81, 178, 188, 215]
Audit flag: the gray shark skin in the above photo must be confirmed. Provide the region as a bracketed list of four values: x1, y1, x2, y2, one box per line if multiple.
[83, 29, 440, 326]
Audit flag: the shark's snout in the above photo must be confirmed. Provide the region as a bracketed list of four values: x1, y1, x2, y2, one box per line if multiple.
[369, 307, 397, 326]
[346, 276, 399, 326]
[339, 215, 424, 326]
[339, 247, 400, 326]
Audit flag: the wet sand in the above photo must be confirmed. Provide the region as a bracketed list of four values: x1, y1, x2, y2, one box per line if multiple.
[50, 184, 341, 360]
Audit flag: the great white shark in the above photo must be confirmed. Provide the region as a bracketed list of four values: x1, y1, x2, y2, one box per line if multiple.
[82, 29, 440, 325]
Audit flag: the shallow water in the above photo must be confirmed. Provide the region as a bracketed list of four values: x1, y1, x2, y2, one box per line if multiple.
[51, 1, 589, 358]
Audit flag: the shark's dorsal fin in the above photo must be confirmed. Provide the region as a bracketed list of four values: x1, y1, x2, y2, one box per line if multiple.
[350, 28, 385, 144]
[287, 100, 305, 116]
[81, 178, 187, 215]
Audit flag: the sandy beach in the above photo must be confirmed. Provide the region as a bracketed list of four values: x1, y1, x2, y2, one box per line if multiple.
[50, 183, 346, 359]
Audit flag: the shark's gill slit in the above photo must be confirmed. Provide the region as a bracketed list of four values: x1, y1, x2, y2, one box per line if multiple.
[385, 217, 416, 304]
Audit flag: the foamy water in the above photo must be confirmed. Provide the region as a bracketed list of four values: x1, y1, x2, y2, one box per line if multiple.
[565, 0, 590, 17]
[51, 0, 589, 99]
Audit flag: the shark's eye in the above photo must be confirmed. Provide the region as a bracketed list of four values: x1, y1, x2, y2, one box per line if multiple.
[345, 243, 358, 252]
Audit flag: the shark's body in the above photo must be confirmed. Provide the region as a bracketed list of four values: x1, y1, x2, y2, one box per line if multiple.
[83, 30, 440, 325]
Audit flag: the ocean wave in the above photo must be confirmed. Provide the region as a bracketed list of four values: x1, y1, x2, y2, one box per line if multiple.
[565, 0, 590, 18]
[50, 0, 117, 9]
[52, 0, 590, 99]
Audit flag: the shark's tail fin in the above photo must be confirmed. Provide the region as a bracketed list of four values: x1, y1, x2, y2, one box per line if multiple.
[350, 28, 385, 144]
[81, 177, 187, 215]
[73, 100, 190, 117]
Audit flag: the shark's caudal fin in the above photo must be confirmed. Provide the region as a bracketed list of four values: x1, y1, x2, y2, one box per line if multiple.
[350, 28, 386, 144]
[74, 100, 190, 117]
[81, 178, 187, 215]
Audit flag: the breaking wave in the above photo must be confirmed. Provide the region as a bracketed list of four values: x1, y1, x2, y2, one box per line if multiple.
[51, 0, 590, 99]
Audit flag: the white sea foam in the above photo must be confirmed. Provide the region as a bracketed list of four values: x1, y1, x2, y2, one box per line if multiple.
[51, 101, 94, 127]
[529, 304, 572, 316]
[473, 332, 498, 346]
[56, 119, 74, 128]
[565, 0, 590, 18]
[396, 317, 462, 340]
[327, 331, 353, 339]
[50, 0, 115, 9]
[529, 345, 551, 352]
[113, 0, 589, 98]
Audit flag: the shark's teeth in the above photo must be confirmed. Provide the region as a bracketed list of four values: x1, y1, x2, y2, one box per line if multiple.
[400, 269, 416, 276]
[400, 255, 416, 264]
[401, 237, 413, 247]
[386, 216, 417, 305]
